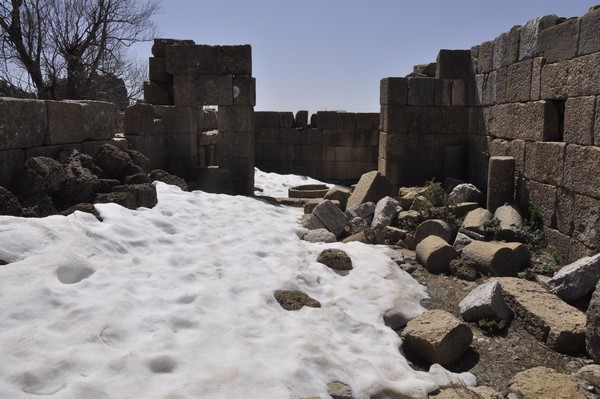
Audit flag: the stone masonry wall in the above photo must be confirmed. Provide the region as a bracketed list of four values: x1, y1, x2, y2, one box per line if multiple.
[0, 98, 124, 189]
[255, 111, 379, 183]
[380, 6, 600, 260]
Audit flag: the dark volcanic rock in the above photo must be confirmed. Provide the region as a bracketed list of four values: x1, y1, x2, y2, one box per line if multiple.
[112, 183, 158, 209]
[149, 169, 189, 191]
[274, 290, 321, 311]
[94, 144, 132, 180]
[317, 248, 353, 271]
[21, 192, 58, 217]
[62, 203, 102, 221]
[95, 191, 137, 209]
[24, 156, 66, 193]
[0, 186, 22, 216]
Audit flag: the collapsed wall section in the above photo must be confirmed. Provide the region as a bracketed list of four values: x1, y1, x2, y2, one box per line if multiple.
[255, 111, 379, 184]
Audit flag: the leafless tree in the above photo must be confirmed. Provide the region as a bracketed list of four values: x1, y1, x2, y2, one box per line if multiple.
[0, 0, 159, 104]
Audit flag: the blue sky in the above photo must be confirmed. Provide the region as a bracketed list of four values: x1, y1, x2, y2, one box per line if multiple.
[133, 1, 598, 114]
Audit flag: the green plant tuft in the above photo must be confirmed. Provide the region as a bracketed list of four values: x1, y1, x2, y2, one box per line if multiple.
[478, 318, 507, 335]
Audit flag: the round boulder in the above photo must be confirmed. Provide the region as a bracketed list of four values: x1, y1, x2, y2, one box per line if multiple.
[415, 219, 455, 244]
[461, 241, 520, 277]
[317, 248, 352, 271]
[416, 235, 457, 274]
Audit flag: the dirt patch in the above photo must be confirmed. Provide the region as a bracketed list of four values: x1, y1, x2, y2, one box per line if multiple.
[396, 249, 592, 391]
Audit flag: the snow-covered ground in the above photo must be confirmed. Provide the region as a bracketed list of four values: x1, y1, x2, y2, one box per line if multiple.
[0, 170, 473, 398]
[254, 168, 330, 197]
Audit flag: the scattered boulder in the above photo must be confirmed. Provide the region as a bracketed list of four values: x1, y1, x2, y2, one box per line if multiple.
[371, 196, 401, 229]
[327, 381, 353, 399]
[54, 156, 101, 209]
[452, 231, 473, 253]
[20, 192, 57, 218]
[125, 149, 150, 172]
[402, 309, 473, 366]
[323, 187, 351, 211]
[317, 248, 353, 271]
[149, 169, 188, 191]
[303, 228, 336, 243]
[586, 280, 600, 363]
[548, 253, 600, 302]
[416, 235, 457, 274]
[494, 204, 522, 241]
[95, 191, 137, 209]
[0, 186, 22, 216]
[302, 214, 327, 231]
[304, 198, 340, 214]
[345, 201, 375, 223]
[94, 144, 133, 180]
[448, 183, 485, 204]
[24, 156, 66, 193]
[395, 210, 420, 229]
[502, 366, 587, 399]
[460, 208, 492, 237]
[449, 259, 480, 281]
[409, 195, 429, 213]
[431, 386, 499, 399]
[346, 171, 392, 209]
[347, 217, 369, 235]
[123, 172, 151, 185]
[497, 277, 586, 354]
[61, 203, 102, 221]
[461, 241, 520, 277]
[449, 201, 480, 218]
[312, 200, 348, 238]
[576, 364, 600, 393]
[498, 241, 531, 268]
[274, 290, 321, 311]
[459, 280, 513, 322]
[398, 187, 425, 209]
[112, 183, 158, 209]
[383, 226, 407, 244]
[342, 229, 384, 245]
[415, 219, 455, 244]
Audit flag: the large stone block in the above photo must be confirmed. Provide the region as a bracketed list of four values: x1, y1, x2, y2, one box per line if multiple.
[489, 101, 562, 141]
[143, 81, 171, 105]
[0, 98, 47, 150]
[530, 57, 544, 100]
[165, 132, 197, 165]
[505, 59, 532, 103]
[578, 7, 600, 56]
[149, 56, 171, 83]
[477, 72, 496, 106]
[487, 156, 515, 213]
[538, 18, 579, 63]
[173, 74, 233, 106]
[255, 112, 281, 128]
[407, 77, 435, 106]
[477, 40, 494, 73]
[151, 38, 195, 58]
[549, 253, 600, 302]
[0, 149, 25, 188]
[434, 79, 452, 107]
[564, 96, 595, 145]
[165, 44, 251, 75]
[526, 180, 557, 228]
[218, 106, 254, 132]
[154, 106, 197, 134]
[355, 113, 379, 130]
[315, 111, 337, 129]
[294, 110, 308, 128]
[436, 49, 471, 79]
[556, 189, 600, 249]
[570, 52, 600, 97]
[123, 103, 155, 135]
[380, 77, 408, 106]
[519, 15, 558, 60]
[493, 26, 520, 69]
[497, 277, 586, 353]
[347, 170, 392, 208]
[233, 76, 256, 106]
[524, 141, 565, 186]
[219, 130, 254, 160]
[45, 100, 85, 145]
[540, 59, 570, 99]
[495, 67, 507, 104]
[124, 134, 166, 171]
[451, 79, 467, 106]
[337, 113, 356, 130]
[80, 101, 117, 140]
[563, 145, 600, 199]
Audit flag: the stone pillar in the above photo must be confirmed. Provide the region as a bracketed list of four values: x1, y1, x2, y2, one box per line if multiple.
[487, 156, 515, 212]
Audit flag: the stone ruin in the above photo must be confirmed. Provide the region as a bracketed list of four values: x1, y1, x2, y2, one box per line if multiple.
[0, 7, 599, 260]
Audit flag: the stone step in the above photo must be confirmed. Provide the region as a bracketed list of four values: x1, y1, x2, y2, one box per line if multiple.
[496, 277, 586, 354]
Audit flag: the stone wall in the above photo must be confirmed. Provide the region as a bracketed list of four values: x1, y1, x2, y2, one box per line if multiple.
[255, 111, 379, 183]
[0, 98, 124, 189]
[124, 39, 256, 195]
[379, 6, 600, 260]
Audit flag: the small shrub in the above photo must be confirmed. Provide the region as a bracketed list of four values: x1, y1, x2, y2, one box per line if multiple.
[483, 217, 500, 240]
[478, 318, 507, 335]
[420, 179, 459, 225]
[516, 223, 546, 252]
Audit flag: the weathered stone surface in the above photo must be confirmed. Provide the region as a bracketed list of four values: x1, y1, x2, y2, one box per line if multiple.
[459, 280, 513, 322]
[461, 208, 492, 237]
[505, 59, 532, 103]
[408, 77, 435, 106]
[24, 156, 66, 193]
[483, 101, 561, 141]
[524, 141, 566, 187]
[576, 364, 600, 392]
[302, 213, 326, 231]
[123, 103, 156, 135]
[548, 253, 600, 302]
[371, 196, 400, 229]
[95, 191, 137, 209]
[493, 25, 520, 69]
[94, 144, 135, 181]
[165, 44, 252, 75]
[564, 96, 595, 145]
[149, 56, 171, 83]
[61, 202, 102, 221]
[380, 77, 408, 106]
[498, 241, 531, 267]
[342, 229, 383, 245]
[452, 232, 473, 253]
[487, 156, 515, 213]
[416, 235, 457, 274]
[112, 183, 158, 209]
[324, 187, 351, 211]
[402, 309, 473, 366]
[503, 366, 587, 399]
[143, 81, 171, 105]
[497, 277, 587, 353]
[173, 73, 233, 106]
[0, 98, 47, 150]
[327, 381, 353, 399]
[519, 15, 558, 60]
[477, 40, 494, 74]
[149, 170, 186, 191]
[0, 186, 22, 216]
[274, 290, 320, 311]
[151, 38, 195, 58]
[432, 386, 499, 399]
[538, 17, 580, 63]
[579, 8, 600, 56]
[312, 200, 348, 238]
[462, 241, 520, 277]
[303, 228, 336, 243]
[415, 219, 455, 244]
[347, 171, 392, 209]
[526, 180, 557, 228]
[347, 217, 369, 235]
[587, 281, 600, 363]
[21, 192, 57, 217]
[563, 145, 600, 199]
[494, 204, 522, 242]
[45, 100, 86, 145]
[448, 258, 480, 281]
[436, 50, 471, 80]
[317, 248, 353, 271]
[448, 183, 484, 204]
